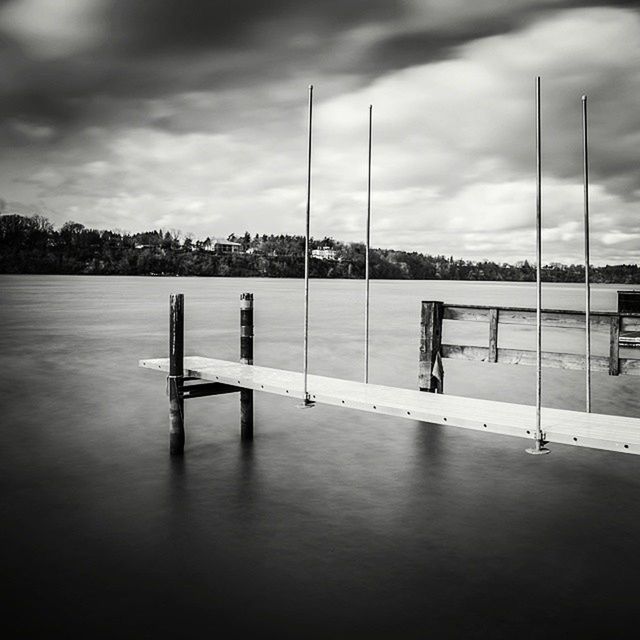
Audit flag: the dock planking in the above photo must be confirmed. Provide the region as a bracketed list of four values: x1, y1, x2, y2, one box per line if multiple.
[140, 355, 640, 455]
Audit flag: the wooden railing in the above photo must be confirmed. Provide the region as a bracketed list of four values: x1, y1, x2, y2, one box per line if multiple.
[419, 301, 640, 392]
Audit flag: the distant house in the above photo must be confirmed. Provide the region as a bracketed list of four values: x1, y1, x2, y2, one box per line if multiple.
[214, 238, 242, 254]
[201, 238, 243, 254]
[311, 246, 337, 260]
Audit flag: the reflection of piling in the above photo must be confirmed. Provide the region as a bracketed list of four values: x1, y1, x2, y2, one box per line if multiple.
[240, 293, 254, 440]
[169, 293, 185, 455]
[419, 301, 444, 393]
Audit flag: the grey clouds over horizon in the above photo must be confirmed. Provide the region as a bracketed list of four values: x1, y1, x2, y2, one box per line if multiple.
[1, 0, 639, 264]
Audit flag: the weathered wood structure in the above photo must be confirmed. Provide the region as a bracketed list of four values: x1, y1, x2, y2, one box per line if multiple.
[418, 301, 640, 391]
[162, 293, 253, 454]
[141, 293, 640, 457]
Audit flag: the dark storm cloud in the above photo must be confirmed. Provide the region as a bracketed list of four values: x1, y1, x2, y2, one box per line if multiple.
[368, 0, 640, 73]
[0, 0, 404, 133]
[105, 0, 401, 55]
[2, 0, 637, 135]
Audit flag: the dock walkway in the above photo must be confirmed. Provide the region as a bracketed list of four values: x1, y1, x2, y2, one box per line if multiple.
[140, 356, 640, 455]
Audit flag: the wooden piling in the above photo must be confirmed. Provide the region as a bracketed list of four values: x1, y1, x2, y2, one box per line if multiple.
[169, 293, 184, 455]
[240, 293, 254, 440]
[609, 314, 620, 376]
[419, 301, 444, 393]
[488, 307, 499, 363]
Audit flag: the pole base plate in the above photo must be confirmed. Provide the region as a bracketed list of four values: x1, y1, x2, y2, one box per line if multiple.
[296, 399, 316, 409]
[525, 446, 550, 455]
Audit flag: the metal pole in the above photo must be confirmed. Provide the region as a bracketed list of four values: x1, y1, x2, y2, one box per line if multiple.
[582, 95, 592, 413]
[300, 84, 314, 408]
[364, 105, 372, 384]
[527, 76, 549, 455]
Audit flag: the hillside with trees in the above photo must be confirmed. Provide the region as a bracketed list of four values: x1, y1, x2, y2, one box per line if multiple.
[1, 214, 638, 283]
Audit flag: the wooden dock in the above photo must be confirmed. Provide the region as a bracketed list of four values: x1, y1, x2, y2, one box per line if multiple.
[140, 293, 640, 456]
[140, 355, 640, 456]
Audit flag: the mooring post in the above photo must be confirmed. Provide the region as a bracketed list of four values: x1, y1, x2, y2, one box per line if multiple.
[609, 314, 620, 376]
[419, 301, 444, 393]
[169, 293, 185, 455]
[240, 292, 254, 440]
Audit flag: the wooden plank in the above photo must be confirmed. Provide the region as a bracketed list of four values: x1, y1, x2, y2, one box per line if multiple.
[498, 348, 611, 372]
[610, 315, 620, 376]
[499, 309, 612, 330]
[444, 304, 612, 331]
[445, 303, 614, 317]
[444, 306, 490, 322]
[140, 356, 640, 455]
[441, 344, 623, 373]
[488, 308, 499, 363]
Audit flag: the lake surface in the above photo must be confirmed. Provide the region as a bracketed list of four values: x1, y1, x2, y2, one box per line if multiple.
[1, 275, 639, 638]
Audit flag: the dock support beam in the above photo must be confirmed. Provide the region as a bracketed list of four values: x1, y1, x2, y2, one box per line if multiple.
[419, 301, 444, 393]
[240, 293, 254, 440]
[169, 293, 185, 455]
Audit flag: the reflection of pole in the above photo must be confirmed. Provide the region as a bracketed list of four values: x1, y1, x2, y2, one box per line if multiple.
[582, 95, 592, 413]
[364, 105, 372, 384]
[301, 85, 314, 407]
[527, 76, 549, 455]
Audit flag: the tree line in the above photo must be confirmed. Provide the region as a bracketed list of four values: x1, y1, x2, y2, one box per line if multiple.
[1, 213, 638, 283]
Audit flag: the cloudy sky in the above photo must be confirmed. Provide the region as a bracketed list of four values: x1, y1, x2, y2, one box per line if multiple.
[0, 0, 639, 264]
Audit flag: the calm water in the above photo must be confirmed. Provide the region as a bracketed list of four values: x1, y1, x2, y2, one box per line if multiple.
[1, 275, 639, 638]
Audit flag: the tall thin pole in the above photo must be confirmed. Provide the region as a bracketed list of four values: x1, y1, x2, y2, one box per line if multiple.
[364, 105, 373, 383]
[302, 84, 314, 406]
[582, 95, 592, 413]
[535, 76, 542, 440]
[527, 76, 548, 454]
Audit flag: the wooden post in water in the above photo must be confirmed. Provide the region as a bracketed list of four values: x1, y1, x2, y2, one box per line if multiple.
[609, 315, 620, 376]
[419, 301, 444, 393]
[488, 307, 499, 363]
[169, 293, 185, 455]
[240, 292, 254, 440]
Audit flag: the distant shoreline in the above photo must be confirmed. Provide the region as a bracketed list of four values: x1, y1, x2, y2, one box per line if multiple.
[1, 273, 637, 287]
[2, 213, 639, 284]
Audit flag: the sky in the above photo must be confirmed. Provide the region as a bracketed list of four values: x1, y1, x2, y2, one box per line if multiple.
[0, 0, 639, 264]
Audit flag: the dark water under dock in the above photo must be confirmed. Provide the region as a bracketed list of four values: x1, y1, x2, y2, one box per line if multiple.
[1, 275, 639, 638]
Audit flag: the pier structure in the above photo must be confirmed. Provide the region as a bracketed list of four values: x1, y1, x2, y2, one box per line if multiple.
[141, 293, 640, 457]
[419, 301, 640, 383]
[162, 292, 255, 454]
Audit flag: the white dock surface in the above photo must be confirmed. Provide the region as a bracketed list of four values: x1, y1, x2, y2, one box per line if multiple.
[140, 356, 640, 455]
